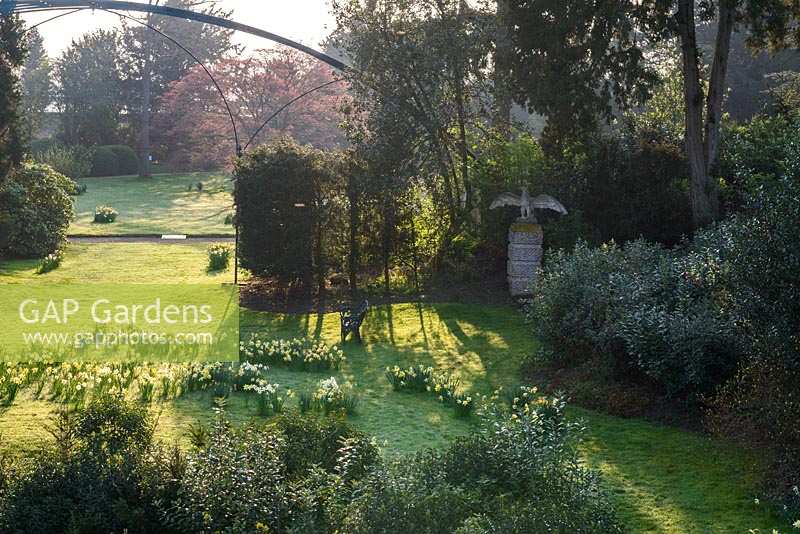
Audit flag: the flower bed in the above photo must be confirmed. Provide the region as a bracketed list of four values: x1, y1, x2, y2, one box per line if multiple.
[241, 336, 345, 371]
[385, 364, 474, 416]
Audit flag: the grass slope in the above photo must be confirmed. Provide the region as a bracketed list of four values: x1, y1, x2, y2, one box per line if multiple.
[70, 172, 234, 236]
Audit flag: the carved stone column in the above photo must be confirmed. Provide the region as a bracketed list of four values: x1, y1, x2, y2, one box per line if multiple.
[507, 221, 543, 297]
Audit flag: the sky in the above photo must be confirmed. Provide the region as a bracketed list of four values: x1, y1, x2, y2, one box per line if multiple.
[20, 0, 336, 57]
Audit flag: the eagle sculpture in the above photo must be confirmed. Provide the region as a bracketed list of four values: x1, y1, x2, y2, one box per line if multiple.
[489, 187, 567, 223]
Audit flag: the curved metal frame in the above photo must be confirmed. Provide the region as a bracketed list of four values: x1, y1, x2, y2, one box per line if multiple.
[2, 0, 350, 284]
[2, 1, 347, 70]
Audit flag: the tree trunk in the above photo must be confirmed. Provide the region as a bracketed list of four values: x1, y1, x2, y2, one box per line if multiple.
[315, 210, 326, 298]
[382, 200, 393, 295]
[455, 79, 470, 210]
[493, 0, 513, 137]
[138, 2, 157, 177]
[347, 174, 360, 299]
[704, 2, 735, 187]
[139, 55, 152, 177]
[676, 0, 718, 229]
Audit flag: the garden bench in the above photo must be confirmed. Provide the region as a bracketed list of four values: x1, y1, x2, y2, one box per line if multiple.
[340, 300, 369, 343]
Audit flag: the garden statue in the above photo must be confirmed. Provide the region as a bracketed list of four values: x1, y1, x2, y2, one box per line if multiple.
[490, 187, 567, 296]
[489, 187, 567, 223]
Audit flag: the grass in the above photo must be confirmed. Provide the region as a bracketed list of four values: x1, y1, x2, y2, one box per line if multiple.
[575, 407, 785, 532]
[70, 172, 234, 236]
[0, 242, 235, 285]
[0, 244, 791, 531]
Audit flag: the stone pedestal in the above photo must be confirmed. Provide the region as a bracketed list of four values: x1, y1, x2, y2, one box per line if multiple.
[507, 221, 543, 297]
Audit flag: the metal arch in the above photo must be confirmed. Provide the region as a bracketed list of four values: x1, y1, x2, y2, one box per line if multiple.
[1, 0, 348, 71]
[1, 0, 351, 285]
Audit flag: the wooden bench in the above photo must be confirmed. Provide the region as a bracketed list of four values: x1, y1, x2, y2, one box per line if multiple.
[340, 299, 369, 343]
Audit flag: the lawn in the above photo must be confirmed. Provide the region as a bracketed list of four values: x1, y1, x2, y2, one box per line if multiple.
[69, 172, 234, 236]
[0, 243, 790, 532]
[0, 242, 235, 285]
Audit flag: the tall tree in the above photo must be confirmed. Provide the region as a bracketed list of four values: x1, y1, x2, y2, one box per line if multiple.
[56, 30, 126, 147]
[154, 48, 345, 170]
[508, 0, 655, 151]
[20, 28, 52, 141]
[664, 0, 800, 227]
[491, 0, 513, 136]
[119, 0, 239, 174]
[137, 0, 160, 177]
[330, 0, 492, 226]
[509, 0, 800, 229]
[0, 14, 26, 181]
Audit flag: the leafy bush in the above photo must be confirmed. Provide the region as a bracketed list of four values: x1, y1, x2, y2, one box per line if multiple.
[33, 144, 92, 180]
[0, 162, 75, 258]
[234, 138, 323, 282]
[241, 336, 346, 371]
[340, 395, 621, 533]
[525, 240, 630, 366]
[207, 243, 231, 271]
[720, 114, 800, 209]
[706, 360, 800, 506]
[90, 145, 119, 177]
[165, 414, 288, 532]
[527, 238, 741, 397]
[0, 392, 619, 533]
[0, 397, 173, 533]
[36, 249, 64, 274]
[94, 205, 118, 223]
[581, 137, 693, 246]
[89, 145, 139, 177]
[703, 178, 800, 368]
[107, 145, 139, 175]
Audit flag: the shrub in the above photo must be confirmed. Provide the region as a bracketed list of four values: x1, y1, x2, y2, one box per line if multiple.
[525, 240, 630, 366]
[165, 416, 289, 532]
[612, 243, 741, 395]
[90, 145, 119, 177]
[706, 359, 800, 523]
[271, 415, 376, 478]
[581, 137, 693, 246]
[703, 178, 800, 368]
[528, 238, 741, 397]
[94, 205, 118, 223]
[341, 395, 621, 533]
[207, 243, 231, 271]
[234, 138, 322, 281]
[33, 144, 92, 180]
[0, 162, 75, 258]
[36, 249, 64, 274]
[0, 397, 171, 533]
[107, 145, 139, 175]
[719, 114, 800, 209]
[241, 336, 346, 371]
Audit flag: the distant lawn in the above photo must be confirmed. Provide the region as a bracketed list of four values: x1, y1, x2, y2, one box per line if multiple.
[0, 242, 235, 284]
[70, 172, 234, 236]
